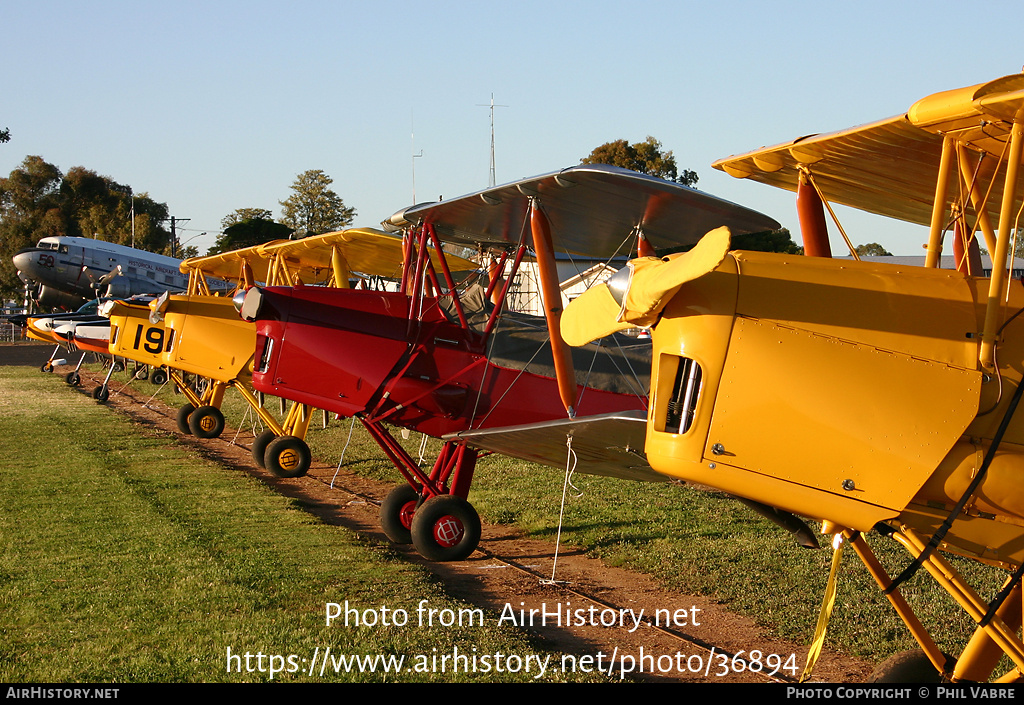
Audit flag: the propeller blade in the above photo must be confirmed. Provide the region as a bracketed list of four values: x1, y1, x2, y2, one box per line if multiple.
[149, 290, 170, 324]
[562, 226, 732, 346]
[98, 265, 122, 286]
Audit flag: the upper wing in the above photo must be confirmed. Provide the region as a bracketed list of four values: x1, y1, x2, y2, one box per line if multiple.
[445, 410, 665, 482]
[713, 73, 1024, 227]
[178, 240, 290, 283]
[386, 164, 780, 257]
[180, 227, 477, 285]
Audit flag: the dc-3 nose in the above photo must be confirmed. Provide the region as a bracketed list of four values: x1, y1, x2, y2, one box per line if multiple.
[12, 248, 38, 276]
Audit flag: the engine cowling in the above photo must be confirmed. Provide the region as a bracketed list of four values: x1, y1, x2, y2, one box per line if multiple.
[36, 285, 87, 312]
[103, 275, 139, 299]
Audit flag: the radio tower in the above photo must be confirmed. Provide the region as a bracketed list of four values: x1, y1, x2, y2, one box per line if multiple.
[478, 94, 508, 187]
[411, 110, 423, 203]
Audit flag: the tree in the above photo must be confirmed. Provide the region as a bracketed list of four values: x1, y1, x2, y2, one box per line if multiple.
[659, 227, 800, 257]
[732, 228, 801, 254]
[62, 166, 170, 253]
[581, 136, 698, 187]
[0, 128, 9, 143]
[0, 156, 63, 298]
[0, 156, 172, 298]
[221, 207, 273, 230]
[207, 215, 293, 255]
[855, 242, 892, 256]
[279, 170, 355, 238]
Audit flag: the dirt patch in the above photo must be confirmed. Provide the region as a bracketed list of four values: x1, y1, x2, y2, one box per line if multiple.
[54, 360, 873, 683]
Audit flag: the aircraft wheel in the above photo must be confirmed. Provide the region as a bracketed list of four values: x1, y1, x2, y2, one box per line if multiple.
[41, 363, 53, 373]
[151, 369, 168, 385]
[265, 436, 311, 478]
[136, 367, 149, 381]
[380, 484, 420, 544]
[111, 361, 124, 373]
[189, 405, 225, 439]
[65, 371, 80, 386]
[251, 430, 276, 468]
[92, 385, 109, 402]
[410, 495, 481, 562]
[869, 649, 949, 683]
[176, 403, 196, 435]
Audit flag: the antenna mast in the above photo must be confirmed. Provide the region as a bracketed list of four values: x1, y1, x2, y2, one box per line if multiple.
[477, 94, 508, 187]
[411, 110, 423, 203]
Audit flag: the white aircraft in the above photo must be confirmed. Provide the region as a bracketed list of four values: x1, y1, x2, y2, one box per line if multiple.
[13, 236, 193, 310]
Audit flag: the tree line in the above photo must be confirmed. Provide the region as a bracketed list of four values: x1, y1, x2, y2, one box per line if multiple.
[0, 136, 797, 300]
[0, 156, 174, 300]
[0, 158, 357, 299]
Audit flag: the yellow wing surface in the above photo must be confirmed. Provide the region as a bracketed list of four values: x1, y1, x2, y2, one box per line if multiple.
[713, 73, 1024, 229]
[179, 227, 475, 290]
[166, 228, 455, 382]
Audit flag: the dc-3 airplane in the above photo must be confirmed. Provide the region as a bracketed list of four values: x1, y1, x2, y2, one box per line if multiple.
[237, 164, 780, 562]
[106, 227, 454, 477]
[13, 236, 193, 311]
[563, 74, 1024, 682]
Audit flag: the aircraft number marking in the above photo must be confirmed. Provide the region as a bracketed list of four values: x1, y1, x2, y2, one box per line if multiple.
[37, 254, 55, 268]
[131, 323, 174, 354]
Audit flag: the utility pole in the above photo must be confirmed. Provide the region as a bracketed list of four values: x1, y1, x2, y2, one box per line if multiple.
[169, 216, 190, 257]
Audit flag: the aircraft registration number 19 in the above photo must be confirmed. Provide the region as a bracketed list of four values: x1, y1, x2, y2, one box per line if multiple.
[131, 323, 175, 355]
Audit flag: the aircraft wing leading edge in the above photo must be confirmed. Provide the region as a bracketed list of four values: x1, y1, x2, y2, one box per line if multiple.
[388, 164, 781, 258]
[445, 410, 663, 483]
[713, 73, 1024, 228]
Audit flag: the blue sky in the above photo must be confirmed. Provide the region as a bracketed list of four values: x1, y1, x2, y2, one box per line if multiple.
[3, 0, 1023, 255]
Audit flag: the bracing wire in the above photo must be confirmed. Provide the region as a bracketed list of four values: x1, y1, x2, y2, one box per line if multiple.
[330, 415, 358, 488]
[542, 434, 581, 586]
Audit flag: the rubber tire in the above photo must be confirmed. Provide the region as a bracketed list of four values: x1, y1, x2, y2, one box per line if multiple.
[265, 436, 311, 478]
[410, 495, 481, 562]
[251, 430, 276, 469]
[189, 405, 225, 439]
[65, 371, 80, 386]
[869, 649, 948, 683]
[41, 363, 53, 373]
[111, 361, 124, 372]
[136, 367, 149, 381]
[92, 385, 109, 402]
[380, 485, 420, 544]
[151, 369, 168, 385]
[176, 403, 196, 435]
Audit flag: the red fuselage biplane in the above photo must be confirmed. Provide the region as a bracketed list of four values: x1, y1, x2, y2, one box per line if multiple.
[239, 165, 780, 561]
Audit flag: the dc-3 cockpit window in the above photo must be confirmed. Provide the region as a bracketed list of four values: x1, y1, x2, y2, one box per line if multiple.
[36, 240, 60, 250]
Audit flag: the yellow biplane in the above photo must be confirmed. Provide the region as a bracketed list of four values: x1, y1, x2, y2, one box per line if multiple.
[109, 227, 466, 478]
[564, 73, 1024, 682]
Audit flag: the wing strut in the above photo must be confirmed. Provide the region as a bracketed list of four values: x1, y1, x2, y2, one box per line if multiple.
[981, 120, 1024, 371]
[530, 198, 578, 417]
[796, 170, 832, 258]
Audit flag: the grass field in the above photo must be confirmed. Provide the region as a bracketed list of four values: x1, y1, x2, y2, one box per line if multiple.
[3, 360, 1012, 681]
[0, 366, 602, 683]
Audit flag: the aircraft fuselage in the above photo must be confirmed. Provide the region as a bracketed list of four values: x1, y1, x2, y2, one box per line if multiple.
[249, 286, 648, 439]
[13, 236, 188, 309]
